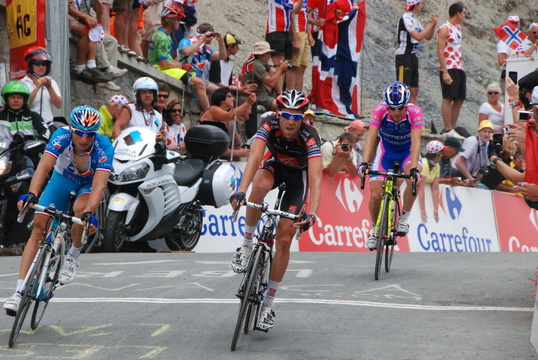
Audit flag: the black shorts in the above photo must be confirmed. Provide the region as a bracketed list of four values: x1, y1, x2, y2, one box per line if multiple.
[439, 69, 466, 100]
[395, 53, 419, 88]
[266, 31, 293, 60]
[260, 157, 309, 215]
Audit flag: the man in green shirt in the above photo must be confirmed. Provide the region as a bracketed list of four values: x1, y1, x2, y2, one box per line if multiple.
[148, 5, 210, 111]
[241, 41, 289, 111]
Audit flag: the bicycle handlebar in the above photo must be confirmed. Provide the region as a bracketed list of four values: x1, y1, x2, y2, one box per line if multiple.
[243, 201, 301, 222]
[360, 169, 418, 196]
[18, 204, 89, 244]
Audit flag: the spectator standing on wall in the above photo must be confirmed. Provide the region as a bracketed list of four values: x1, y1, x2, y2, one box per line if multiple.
[437, 2, 466, 140]
[395, 0, 438, 105]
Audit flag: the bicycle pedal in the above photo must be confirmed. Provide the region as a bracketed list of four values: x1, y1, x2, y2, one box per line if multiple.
[5, 309, 16, 317]
[254, 325, 269, 333]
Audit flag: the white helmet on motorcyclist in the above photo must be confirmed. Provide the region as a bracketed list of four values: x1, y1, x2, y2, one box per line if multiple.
[133, 77, 158, 106]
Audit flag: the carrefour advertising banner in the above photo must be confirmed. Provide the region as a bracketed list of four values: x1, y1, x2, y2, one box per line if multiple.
[196, 164, 536, 253]
[6, 0, 46, 79]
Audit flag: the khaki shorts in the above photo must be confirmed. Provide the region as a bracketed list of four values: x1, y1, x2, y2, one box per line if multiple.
[141, 4, 162, 41]
[289, 32, 309, 68]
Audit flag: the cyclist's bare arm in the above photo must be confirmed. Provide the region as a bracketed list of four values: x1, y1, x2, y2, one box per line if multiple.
[17, 153, 56, 211]
[359, 125, 380, 175]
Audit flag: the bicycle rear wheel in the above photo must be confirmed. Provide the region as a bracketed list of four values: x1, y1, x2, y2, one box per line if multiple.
[375, 196, 390, 280]
[231, 246, 263, 351]
[8, 248, 46, 347]
[385, 198, 400, 273]
[31, 240, 64, 329]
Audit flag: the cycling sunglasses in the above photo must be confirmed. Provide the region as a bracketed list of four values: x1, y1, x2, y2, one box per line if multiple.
[388, 104, 406, 111]
[280, 112, 305, 121]
[73, 130, 96, 137]
[32, 61, 48, 67]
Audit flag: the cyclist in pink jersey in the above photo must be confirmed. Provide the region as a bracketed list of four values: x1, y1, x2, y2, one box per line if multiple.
[358, 82, 422, 250]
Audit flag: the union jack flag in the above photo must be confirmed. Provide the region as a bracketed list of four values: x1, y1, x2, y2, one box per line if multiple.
[493, 22, 527, 50]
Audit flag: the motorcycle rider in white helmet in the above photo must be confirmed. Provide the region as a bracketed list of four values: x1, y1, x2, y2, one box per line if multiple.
[112, 77, 165, 141]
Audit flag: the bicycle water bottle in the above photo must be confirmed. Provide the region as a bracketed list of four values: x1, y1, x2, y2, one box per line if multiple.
[50, 223, 66, 264]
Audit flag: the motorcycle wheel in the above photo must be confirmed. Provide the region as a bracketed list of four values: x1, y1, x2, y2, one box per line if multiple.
[103, 210, 128, 252]
[165, 204, 202, 251]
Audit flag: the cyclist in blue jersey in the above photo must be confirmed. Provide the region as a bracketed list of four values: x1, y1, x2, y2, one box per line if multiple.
[3, 105, 114, 316]
[358, 82, 423, 250]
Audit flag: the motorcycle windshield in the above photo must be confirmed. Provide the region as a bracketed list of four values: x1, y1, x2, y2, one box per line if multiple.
[112, 126, 157, 161]
[0, 121, 13, 152]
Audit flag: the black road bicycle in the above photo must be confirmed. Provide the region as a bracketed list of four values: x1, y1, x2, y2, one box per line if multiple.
[230, 183, 301, 351]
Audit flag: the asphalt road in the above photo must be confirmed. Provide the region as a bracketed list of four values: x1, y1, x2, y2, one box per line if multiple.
[0, 252, 536, 360]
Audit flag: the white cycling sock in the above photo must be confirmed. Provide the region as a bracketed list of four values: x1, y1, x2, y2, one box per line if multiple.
[263, 280, 281, 307]
[75, 64, 86, 73]
[400, 210, 410, 221]
[86, 60, 97, 69]
[241, 225, 256, 248]
[16, 279, 25, 293]
[67, 245, 83, 259]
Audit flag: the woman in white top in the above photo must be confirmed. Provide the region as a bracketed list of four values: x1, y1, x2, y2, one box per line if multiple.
[20, 47, 63, 128]
[478, 83, 504, 132]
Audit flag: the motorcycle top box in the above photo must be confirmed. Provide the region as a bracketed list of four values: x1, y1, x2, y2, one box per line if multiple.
[185, 125, 230, 159]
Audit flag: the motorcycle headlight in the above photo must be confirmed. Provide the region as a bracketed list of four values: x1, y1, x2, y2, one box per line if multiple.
[0, 155, 12, 176]
[117, 162, 150, 182]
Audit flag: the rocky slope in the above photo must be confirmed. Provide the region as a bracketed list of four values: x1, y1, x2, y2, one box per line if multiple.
[196, 0, 537, 134]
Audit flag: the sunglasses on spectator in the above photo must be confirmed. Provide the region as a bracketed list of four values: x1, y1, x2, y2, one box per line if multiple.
[32, 61, 48, 67]
[73, 130, 96, 137]
[280, 112, 304, 121]
[388, 104, 406, 111]
[169, 109, 182, 113]
[158, 94, 169, 98]
[487, 91, 500, 95]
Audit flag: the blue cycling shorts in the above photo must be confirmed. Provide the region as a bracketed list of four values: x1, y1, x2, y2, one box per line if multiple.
[37, 171, 92, 215]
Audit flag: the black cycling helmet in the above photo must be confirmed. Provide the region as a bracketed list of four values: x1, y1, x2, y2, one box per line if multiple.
[276, 90, 310, 112]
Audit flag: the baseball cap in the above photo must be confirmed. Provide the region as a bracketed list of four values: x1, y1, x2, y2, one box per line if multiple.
[344, 119, 366, 131]
[108, 94, 128, 105]
[507, 15, 520, 23]
[530, 86, 538, 106]
[224, 33, 244, 47]
[444, 137, 464, 152]
[426, 140, 448, 154]
[478, 120, 494, 132]
[405, 0, 421, 11]
[304, 109, 315, 117]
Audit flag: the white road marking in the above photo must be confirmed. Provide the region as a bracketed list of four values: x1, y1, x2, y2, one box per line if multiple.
[7, 297, 530, 312]
[92, 260, 185, 266]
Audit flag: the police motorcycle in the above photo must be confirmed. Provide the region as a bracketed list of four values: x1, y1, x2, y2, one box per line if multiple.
[0, 122, 47, 250]
[103, 125, 235, 251]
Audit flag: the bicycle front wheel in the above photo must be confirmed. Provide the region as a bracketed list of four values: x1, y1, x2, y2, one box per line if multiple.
[9, 247, 46, 347]
[231, 246, 263, 351]
[375, 196, 390, 281]
[244, 249, 270, 334]
[31, 240, 64, 329]
[385, 197, 400, 273]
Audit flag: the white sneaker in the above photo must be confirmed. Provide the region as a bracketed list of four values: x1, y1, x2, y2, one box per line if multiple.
[443, 129, 465, 140]
[397, 217, 410, 236]
[96, 81, 121, 91]
[257, 305, 275, 331]
[231, 246, 252, 273]
[3, 292, 21, 316]
[59, 256, 79, 285]
[366, 232, 378, 250]
[104, 66, 128, 80]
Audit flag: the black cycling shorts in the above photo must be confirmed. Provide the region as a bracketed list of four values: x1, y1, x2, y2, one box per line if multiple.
[260, 156, 309, 215]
